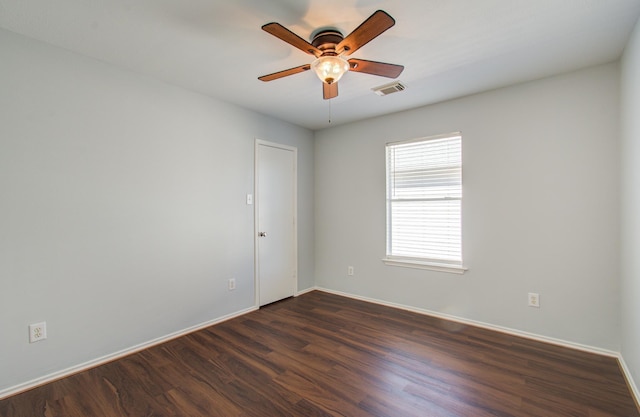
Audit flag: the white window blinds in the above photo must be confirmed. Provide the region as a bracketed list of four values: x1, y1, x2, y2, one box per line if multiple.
[386, 133, 462, 266]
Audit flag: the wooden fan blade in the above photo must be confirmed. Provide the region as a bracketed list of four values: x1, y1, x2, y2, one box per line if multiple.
[258, 64, 311, 82]
[348, 58, 404, 78]
[262, 23, 322, 57]
[336, 10, 395, 56]
[323, 82, 338, 100]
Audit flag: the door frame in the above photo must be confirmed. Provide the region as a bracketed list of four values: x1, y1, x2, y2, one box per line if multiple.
[254, 139, 298, 307]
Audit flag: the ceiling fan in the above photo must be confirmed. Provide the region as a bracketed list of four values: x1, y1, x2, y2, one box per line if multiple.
[258, 10, 404, 100]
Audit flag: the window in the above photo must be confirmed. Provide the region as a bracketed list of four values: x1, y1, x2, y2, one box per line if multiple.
[383, 132, 466, 273]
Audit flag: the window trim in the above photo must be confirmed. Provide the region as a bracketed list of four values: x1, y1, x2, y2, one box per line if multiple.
[384, 132, 467, 274]
[381, 257, 468, 274]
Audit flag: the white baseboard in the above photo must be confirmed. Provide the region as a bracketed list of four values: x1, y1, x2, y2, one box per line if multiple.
[0, 306, 258, 400]
[315, 287, 640, 408]
[4, 288, 638, 411]
[315, 287, 619, 356]
[618, 354, 640, 411]
[295, 286, 316, 297]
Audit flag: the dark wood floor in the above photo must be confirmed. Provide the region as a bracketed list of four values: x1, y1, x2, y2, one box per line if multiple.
[1, 291, 638, 416]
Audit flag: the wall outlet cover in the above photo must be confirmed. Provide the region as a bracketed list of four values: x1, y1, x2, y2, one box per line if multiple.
[29, 322, 47, 343]
[528, 292, 540, 308]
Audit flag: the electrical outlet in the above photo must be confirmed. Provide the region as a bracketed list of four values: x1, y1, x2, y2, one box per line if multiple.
[528, 292, 540, 308]
[347, 266, 354, 276]
[228, 278, 236, 291]
[29, 322, 47, 343]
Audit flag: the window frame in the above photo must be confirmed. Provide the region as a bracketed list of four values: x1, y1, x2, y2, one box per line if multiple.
[382, 132, 467, 274]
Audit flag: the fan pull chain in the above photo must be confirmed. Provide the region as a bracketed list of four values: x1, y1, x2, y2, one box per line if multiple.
[328, 98, 332, 124]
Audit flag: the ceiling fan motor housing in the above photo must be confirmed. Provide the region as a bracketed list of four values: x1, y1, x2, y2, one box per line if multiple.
[311, 29, 344, 55]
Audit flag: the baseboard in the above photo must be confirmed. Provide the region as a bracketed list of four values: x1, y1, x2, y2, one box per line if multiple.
[295, 286, 317, 297]
[618, 354, 640, 411]
[5, 289, 638, 411]
[0, 306, 258, 400]
[317, 286, 640, 410]
[315, 287, 619, 357]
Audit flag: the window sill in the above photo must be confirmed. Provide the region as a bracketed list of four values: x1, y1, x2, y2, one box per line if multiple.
[381, 258, 468, 274]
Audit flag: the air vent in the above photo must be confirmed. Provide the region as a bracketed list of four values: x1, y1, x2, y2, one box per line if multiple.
[372, 81, 406, 96]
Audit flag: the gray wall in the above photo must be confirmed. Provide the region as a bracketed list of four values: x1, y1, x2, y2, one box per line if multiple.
[315, 63, 621, 351]
[0, 28, 314, 394]
[621, 16, 640, 394]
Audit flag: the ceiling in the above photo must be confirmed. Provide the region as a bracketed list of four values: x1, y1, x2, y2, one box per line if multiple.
[1, 0, 639, 130]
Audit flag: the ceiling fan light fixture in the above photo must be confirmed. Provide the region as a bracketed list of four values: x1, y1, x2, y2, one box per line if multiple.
[311, 56, 349, 84]
[259, 10, 402, 99]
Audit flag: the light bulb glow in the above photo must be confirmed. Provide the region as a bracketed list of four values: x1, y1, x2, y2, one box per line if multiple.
[311, 56, 350, 84]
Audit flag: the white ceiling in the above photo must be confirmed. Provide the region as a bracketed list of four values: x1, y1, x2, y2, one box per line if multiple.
[1, 0, 639, 130]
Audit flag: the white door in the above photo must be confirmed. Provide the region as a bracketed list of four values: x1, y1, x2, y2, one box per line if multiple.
[255, 140, 297, 306]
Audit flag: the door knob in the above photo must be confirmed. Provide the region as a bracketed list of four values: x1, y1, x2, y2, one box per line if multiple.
[259, 232, 267, 237]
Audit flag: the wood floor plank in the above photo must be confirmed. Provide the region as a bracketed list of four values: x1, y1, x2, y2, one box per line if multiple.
[1, 291, 638, 416]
